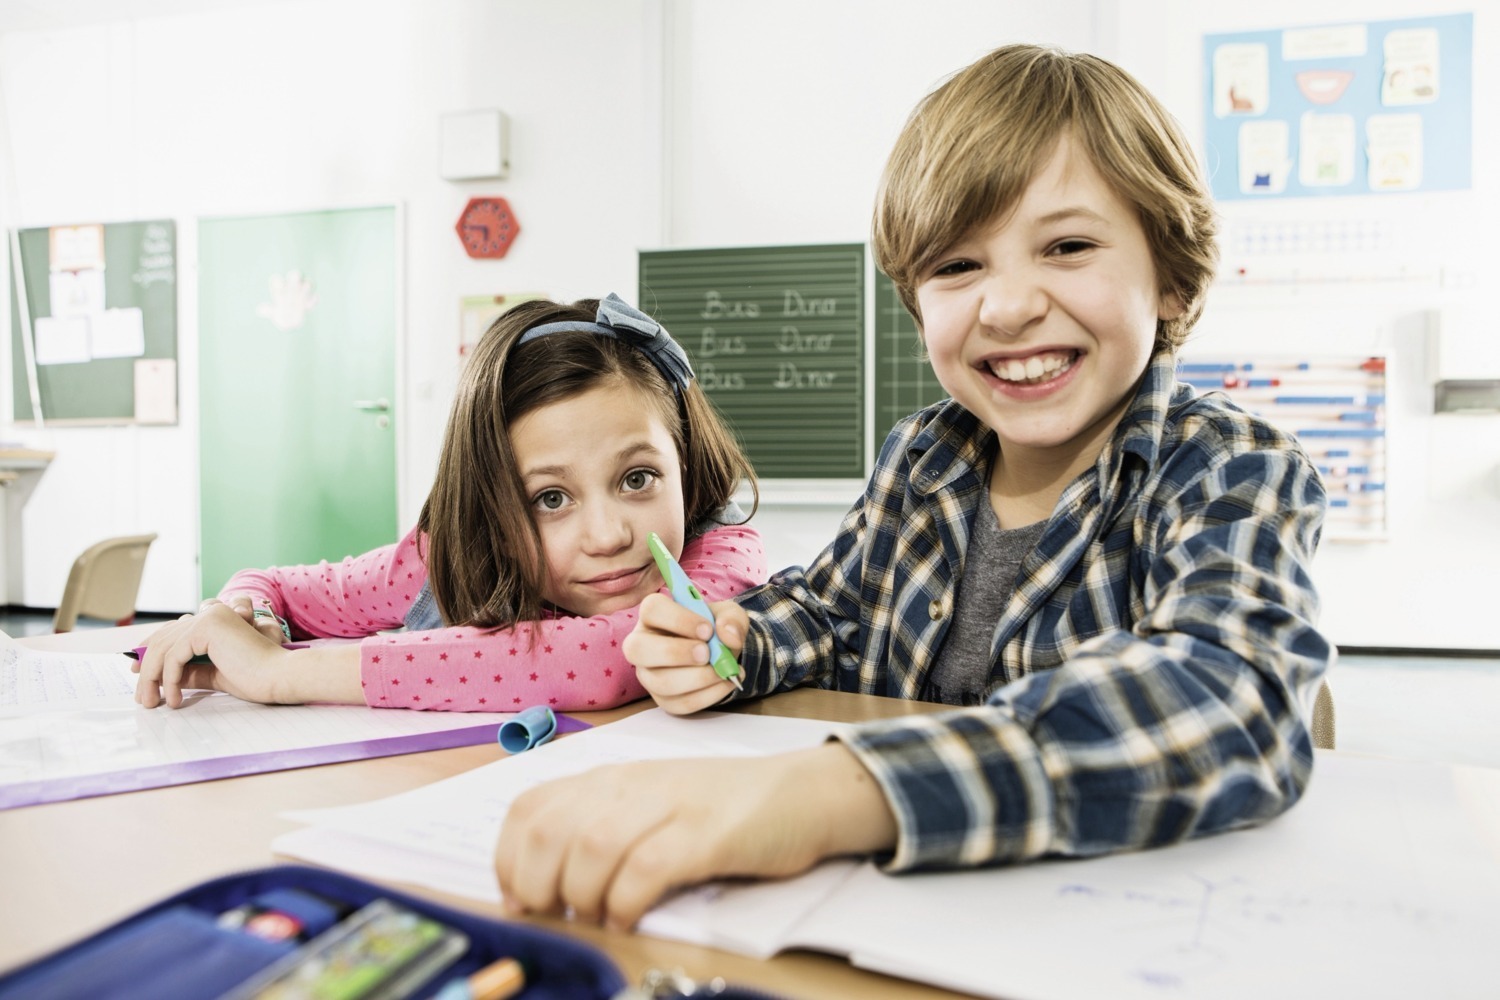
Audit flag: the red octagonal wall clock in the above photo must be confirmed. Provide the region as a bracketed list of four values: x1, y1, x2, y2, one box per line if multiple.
[455, 196, 520, 259]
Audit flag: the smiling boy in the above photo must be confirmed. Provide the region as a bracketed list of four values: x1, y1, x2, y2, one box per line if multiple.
[497, 44, 1331, 928]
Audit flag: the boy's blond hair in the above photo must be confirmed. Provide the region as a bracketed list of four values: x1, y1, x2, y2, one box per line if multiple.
[873, 43, 1218, 351]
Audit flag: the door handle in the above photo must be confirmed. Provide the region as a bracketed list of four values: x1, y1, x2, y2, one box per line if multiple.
[353, 398, 390, 412]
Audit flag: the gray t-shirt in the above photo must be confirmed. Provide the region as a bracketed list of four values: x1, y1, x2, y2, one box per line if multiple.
[922, 508, 1046, 706]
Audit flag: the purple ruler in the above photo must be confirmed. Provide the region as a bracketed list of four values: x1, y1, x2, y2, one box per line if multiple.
[0, 713, 590, 810]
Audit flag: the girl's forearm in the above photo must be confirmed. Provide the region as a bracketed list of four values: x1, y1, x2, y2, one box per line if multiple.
[278, 644, 365, 704]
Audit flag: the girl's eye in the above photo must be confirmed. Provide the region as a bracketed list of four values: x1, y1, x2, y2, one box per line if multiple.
[533, 489, 570, 512]
[622, 468, 658, 493]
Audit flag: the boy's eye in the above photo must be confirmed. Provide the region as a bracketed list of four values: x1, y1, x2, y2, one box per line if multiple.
[621, 468, 659, 493]
[533, 488, 571, 512]
[1049, 238, 1096, 256]
[931, 259, 979, 277]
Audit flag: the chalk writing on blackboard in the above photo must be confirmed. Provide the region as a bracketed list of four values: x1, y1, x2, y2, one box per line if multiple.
[640, 244, 864, 479]
[133, 223, 175, 288]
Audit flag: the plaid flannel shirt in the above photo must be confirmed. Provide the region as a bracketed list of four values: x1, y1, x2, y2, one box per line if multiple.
[734, 353, 1331, 871]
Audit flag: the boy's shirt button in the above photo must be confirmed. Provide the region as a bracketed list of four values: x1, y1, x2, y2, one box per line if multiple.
[929, 599, 945, 620]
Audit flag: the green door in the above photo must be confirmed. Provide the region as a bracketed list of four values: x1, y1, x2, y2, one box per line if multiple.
[197, 207, 398, 597]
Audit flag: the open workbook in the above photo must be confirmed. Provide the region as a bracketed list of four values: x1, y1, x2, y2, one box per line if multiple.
[273, 708, 1500, 1000]
[0, 631, 543, 808]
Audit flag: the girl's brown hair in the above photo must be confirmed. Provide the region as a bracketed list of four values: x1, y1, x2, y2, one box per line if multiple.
[417, 298, 756, 628]
[873, 43, 1219, 352]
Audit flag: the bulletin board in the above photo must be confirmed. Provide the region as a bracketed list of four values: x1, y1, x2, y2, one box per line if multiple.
[8, 219, 178, 424]
[1204, 12, 1472, 200]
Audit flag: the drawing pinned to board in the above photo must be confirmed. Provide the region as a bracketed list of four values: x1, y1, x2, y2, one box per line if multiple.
[1237, 120, 1291, 194]
[1381, 28, 1439, 106]
[256, 268, 318, 331]
[1297, 113, 1355, 187]
[1366, 114, 1423, 190]
[1212, 43, 1269, 116]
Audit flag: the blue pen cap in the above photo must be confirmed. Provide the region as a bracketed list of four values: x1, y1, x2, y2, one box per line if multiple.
[497, 706, 558, 754]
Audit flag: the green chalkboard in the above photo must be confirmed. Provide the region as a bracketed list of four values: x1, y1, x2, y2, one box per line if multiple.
[640, 244, 864, 479]
[8, 220, 177, 423]
[872, 268, 948, 447]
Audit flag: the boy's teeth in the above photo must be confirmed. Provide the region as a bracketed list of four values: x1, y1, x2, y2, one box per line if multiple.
[991, 352, 1074, 384]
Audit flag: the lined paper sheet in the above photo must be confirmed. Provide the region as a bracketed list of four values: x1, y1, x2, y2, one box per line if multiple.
[0, 636, 546, 808]
[274, 712, 1500, 999]
[0, 641, 137, 707]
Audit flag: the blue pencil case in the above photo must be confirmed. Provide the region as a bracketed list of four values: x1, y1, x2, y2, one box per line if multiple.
[0, 865, 626, 999]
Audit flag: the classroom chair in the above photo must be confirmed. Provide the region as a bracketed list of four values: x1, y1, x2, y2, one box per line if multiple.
[52, 533, 159, 633]
[1312, 680, 1336, 750]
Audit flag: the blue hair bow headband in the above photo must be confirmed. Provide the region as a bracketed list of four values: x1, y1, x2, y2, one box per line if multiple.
[517, 293, 695, 392]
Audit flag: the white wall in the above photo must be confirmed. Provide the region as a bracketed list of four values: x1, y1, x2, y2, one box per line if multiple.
[3, 0, 1495, 649]
[1107, 0, 1500, 650]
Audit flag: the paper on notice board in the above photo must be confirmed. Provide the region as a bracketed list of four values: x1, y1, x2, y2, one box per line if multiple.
[1298, 112, 1356, 187]
[1212, 43, 1269, 117]
[1382, 28, 1440, 106]
[48, 224, 105, 271]
[1281, 23, 1367, 60]
[134, 358, 178, 424]
[1367, 113, 1424, 190]
[1237, 120, 1291, 194]
[48, 269, 105, 318]
[92, 307, 146, 359]
[33, 315, 91, 365]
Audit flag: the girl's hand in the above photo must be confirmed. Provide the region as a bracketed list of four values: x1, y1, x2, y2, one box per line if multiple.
[133, 603, 293, 708]
[623, 593, 749, 715]
[201, 592, 289, 643]
[495, 742, 898, 930]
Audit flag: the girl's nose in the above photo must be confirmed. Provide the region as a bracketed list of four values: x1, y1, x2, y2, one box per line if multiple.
[977, 269, 1048, 337]
[582, 505, 632, 555]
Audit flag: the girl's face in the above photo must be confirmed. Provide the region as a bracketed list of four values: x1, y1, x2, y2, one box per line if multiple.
[509, 380, 687, 617]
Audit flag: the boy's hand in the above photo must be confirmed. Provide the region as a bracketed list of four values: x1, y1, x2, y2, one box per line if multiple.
[624, 593, 748, 715]
[495, 742, 898, 930]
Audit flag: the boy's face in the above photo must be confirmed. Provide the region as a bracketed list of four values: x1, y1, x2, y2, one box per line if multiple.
[915, 134, 1181, 471]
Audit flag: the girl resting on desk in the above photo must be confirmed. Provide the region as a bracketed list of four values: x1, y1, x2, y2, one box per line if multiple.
[495, 44, 1333, 929]
[134, 295, 764, 713]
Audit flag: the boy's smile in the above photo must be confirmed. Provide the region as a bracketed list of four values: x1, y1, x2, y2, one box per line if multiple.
[915, 133, 1182, 497]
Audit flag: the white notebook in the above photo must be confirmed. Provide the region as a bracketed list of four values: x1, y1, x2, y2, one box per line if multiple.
[273, 708, 1500, 1000]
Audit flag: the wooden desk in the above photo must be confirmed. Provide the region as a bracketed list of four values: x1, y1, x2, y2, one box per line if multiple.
[0, 624, 958, 999]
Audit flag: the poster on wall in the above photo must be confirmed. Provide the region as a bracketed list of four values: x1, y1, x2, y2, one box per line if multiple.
[1203, 13, 1472, 200]
[1178, 355, 1387, 541]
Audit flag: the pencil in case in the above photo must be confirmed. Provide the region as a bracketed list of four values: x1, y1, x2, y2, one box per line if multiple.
[0, 864, 793, 999]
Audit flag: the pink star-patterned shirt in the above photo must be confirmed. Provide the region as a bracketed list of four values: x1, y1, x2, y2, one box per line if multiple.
[218, 524, 766, 712]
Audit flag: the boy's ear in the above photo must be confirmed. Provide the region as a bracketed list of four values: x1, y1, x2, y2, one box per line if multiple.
[1158, 289, 1186, 321]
